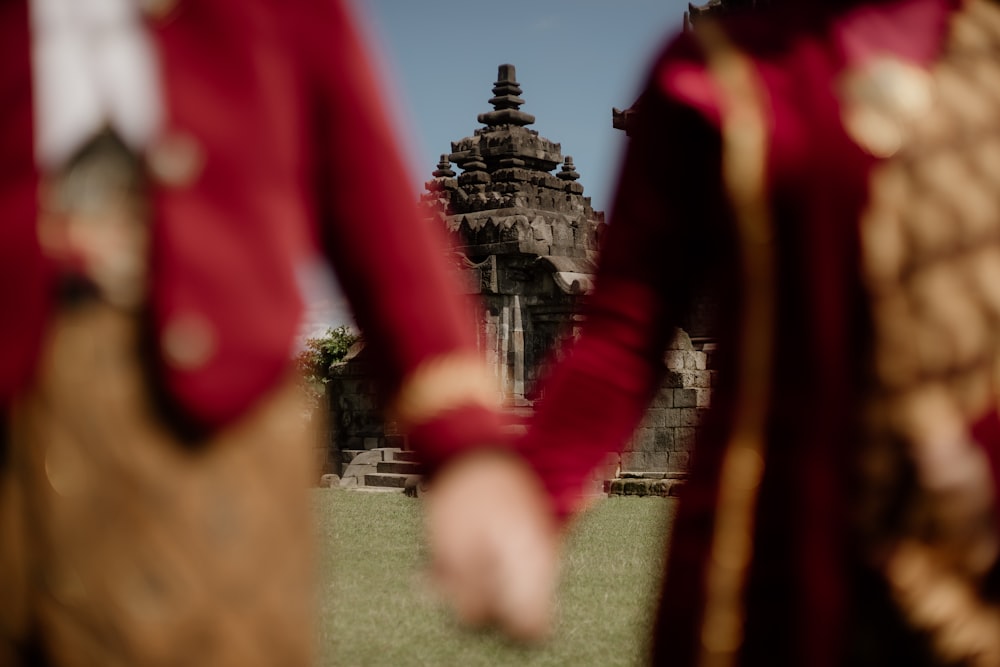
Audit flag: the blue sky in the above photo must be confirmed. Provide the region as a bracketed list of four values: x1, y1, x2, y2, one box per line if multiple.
[356, 0, 693, 214]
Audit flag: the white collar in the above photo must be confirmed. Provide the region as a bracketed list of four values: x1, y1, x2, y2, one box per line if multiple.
[30, 0, 163, 169]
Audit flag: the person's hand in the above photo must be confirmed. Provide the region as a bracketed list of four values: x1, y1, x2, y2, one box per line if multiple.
[423, 449, 560, 642]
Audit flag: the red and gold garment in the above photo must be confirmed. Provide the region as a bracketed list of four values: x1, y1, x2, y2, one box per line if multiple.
[519, 0, 1000, 664]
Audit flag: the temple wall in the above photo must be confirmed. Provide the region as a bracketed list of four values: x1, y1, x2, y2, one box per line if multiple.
[621, 330, 713, 474]
[321, 325, 714, 479]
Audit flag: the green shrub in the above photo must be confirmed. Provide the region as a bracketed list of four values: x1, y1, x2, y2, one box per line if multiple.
[297, 325, 359, 405]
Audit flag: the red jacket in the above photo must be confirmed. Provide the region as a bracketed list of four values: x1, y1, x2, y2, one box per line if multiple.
[0, 0, 503, 459]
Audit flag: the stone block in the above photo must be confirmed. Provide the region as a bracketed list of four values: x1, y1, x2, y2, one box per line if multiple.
[671, 329, 694, 350]
[646, 452, 669, 470]
[651, 389, 674, 408]
[392, 450, 420, 463]
[609, 477, 680, 497]
[679, 408, 703, 427]
[384, 435, 407, 449]
[695, 388, 712, 408]
[635, 429, 658, 453]
[363, 437, 380, 450]
[363, 473, 409, 488]
[684, 352, 707, 370]
[551, 220, 573, 246]
[621, 452, 647, 471]
[319, 474, 340, 488]
[458, 171, 491, 186]
[662, 371, 685, 388]
[500, 221, 526, 243]
[642, 409, 667, 429]
[346, 450, 383, 466]
[524, 240, 551, 256]
[531, 218, 553, 243]
[663, 409, 681, 428]
[664, 351, 685, 370]
[620, 479, 648, 496]
[675, 427, 698, 451]
[378, 461, 423, 475]
[649, 480, 670, 496]
[340, 454, 379, 486]
[669, 452, 692, 471]
[654, 429, 675, 452]
[674, 388, 698, 408]
[340, 449, 365, 463]
[685, 370, 713, 388]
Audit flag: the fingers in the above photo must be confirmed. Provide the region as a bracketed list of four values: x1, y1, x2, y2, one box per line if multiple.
[423, 449, 560, 642]
[428, 527, 493, 629]
[491, 519, 558, 642]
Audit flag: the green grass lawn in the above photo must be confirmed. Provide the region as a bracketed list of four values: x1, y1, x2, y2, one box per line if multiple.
[315, 490, 675, 666]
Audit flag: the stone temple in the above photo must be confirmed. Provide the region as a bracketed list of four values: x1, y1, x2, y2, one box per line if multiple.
[325, 64, 715, 493]
[420, 64, 603, 409]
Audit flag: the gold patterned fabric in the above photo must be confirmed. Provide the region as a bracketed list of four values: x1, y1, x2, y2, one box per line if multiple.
[843, 1, 1000, 662]
[692, 22, 776, 667]
[0, 303, 318, 666]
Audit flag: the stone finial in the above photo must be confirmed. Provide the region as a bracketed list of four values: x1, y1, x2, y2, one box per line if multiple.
[478, 64, 536, 127]
[432, 154, 456, 178]
[557, 156, 580, 181]
[457, 145, 490, 185]
[489, 64, 525, 111]
[461, 146, 487, 173]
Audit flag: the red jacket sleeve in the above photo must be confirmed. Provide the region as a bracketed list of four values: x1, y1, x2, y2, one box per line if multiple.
[296, 0, 507, 467]
[519, 43, 733, 519]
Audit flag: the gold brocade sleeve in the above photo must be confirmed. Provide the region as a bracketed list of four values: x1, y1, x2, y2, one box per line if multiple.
[390, 353, 500, 430]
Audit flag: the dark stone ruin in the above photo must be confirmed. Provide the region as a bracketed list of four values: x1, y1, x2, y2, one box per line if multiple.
[323, 64, 718, 495]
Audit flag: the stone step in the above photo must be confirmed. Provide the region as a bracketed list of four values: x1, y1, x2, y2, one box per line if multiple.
[364, 473, 411, 488]
[347, 486, 405, 494]
[377, 460, 422, 475]
[606, 477, 686, 498]
[341, 449, 367, 464]
[391, 450, 420, 463]
[619, 471, 687, 480]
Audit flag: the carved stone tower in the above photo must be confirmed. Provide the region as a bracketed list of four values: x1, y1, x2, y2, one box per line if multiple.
[325, 64, 708, 487]
[421, 64, 605, 406]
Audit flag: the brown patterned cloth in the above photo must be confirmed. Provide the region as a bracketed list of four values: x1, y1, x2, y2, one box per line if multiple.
[844, 1, 1000, 662]
[1, 302, 318, 666]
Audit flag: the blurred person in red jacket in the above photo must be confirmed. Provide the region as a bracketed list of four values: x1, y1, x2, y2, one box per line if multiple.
[0, 1, 528, 665]
[425, 0, 1000, 664]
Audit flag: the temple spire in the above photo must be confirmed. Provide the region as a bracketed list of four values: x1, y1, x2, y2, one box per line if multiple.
[477, 64, 536, 127]
[557, 156, 580, 182]
[432, 154, 455, 178]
